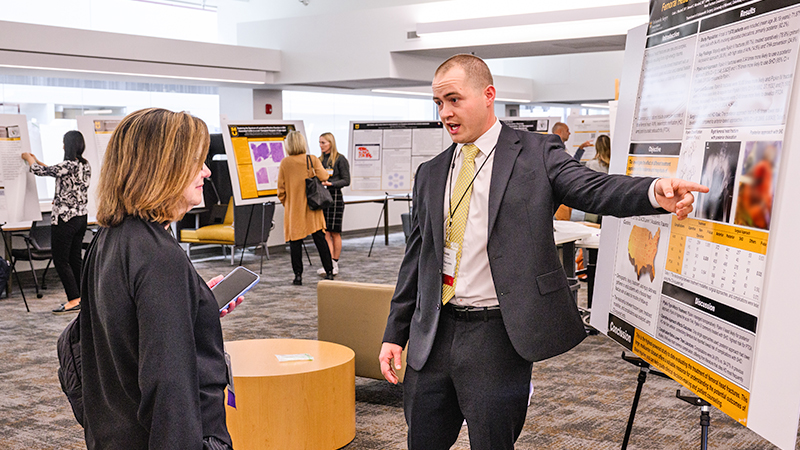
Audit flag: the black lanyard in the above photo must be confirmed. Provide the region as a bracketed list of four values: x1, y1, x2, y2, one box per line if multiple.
[446, 144, 496, 233]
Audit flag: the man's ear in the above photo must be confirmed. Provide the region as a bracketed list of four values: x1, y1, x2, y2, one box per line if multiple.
[485, 85, 496, 106]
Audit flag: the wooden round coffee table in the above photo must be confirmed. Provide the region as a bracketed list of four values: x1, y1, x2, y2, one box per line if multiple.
[224, 339, 355, 450]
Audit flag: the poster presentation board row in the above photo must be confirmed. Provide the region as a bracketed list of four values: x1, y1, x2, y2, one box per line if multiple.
[348, 117, 559, 193]
[0, 114, 41, 226]
[221, 119, 306, 206]
[77, 116, 123, 222]
[592, 1, 800, 448]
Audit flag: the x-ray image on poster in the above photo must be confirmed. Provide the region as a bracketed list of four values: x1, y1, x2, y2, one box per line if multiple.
[695, 141, 740, 223]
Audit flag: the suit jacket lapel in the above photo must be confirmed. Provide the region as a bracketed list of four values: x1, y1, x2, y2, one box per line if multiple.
[488, 125, 521, 237]
[430, 143, 455, 264]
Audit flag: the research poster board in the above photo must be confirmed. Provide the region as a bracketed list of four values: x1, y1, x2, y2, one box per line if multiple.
[499, 116, 560, 134]
[592, 1, 800, 448]
[220, 119, 306, 205]
[0, 114, 41, 225]
[566, 114, 610, 161]
[349, 121, 446, 192]
[77, 116, 123, 221]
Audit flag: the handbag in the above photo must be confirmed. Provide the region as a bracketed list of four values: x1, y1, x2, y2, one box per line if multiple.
[305, 155, 333, 210]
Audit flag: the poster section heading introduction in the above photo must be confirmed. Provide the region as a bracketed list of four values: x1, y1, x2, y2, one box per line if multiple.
[77, 116, 123, 222]
[221, 120, 306, 206]
[595, 0, 800, 441]
[349, 121, 447, 193]
[0, 114, 41, 225]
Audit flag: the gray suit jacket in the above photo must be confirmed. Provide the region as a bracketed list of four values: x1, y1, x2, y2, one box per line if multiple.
[383, 124, 662, 370]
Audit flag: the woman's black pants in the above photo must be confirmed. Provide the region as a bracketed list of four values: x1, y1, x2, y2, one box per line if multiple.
[51, 215, 87, 301]
[289, 230, 333, 276]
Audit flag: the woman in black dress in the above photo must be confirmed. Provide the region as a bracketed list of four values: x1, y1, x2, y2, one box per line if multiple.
[318, 132, 350, 276]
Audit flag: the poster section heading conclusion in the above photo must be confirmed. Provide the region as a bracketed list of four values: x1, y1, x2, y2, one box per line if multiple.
[603, 0, 800, 433]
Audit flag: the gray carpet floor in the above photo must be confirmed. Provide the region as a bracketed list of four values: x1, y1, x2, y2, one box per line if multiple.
[1, 230, 797, 449]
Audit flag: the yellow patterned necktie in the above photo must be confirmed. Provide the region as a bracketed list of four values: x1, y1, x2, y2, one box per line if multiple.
[442, 143, 480, 305]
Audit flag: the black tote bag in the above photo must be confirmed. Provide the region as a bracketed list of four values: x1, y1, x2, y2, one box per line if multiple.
[306, 155, 333, 210]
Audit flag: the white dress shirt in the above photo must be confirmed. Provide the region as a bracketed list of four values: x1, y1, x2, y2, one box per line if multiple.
[444, 119, 501, 307]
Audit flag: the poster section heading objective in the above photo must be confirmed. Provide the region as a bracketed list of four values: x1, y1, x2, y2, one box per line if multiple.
[593, 0, 800, 447]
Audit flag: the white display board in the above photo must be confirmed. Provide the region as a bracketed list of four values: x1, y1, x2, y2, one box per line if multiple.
[220, 119, 306, 206]
[592, 1, 800, 448]
[0, 114, 41, 226]
[77, 116, 123, 222]
[349, 121, 446, 193]
[500, 116, 560, 135]
[566, 114, 611, 161]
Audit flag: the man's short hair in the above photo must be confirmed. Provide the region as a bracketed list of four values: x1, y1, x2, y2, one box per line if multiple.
[552, 122, 568, 134]
[435, 54, 494, 91]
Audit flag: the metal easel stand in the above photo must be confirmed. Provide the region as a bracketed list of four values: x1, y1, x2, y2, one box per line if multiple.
[237, 203, 271, 274]
[620, 352, 670, 450]
[368, 193, 389, 257]
[0, 224, 30, 312]
[676, 390, 712, 450]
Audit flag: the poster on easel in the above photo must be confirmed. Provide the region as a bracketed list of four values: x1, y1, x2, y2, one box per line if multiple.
[500, 116, 560, 135]
[77, 116, 123, 222]
[0, 114, 41, 226]
[566, 114, 611, 161]
[220, 119, 306, 206]
[592, 1, 800, 448]
[349, 121, 446, 193]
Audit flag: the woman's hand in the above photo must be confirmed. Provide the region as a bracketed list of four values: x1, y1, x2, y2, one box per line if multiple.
[21, 152, 36, 165]
[322, 181, 332, 186]
[207, 275, 245, 318]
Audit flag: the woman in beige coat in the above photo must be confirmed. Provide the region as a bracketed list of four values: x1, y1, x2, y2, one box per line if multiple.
[277, 131, 335, 285]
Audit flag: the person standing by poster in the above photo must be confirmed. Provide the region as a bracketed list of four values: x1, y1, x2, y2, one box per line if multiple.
[277, 131, 335, 285]
[21, 130, 90, 314]
[317, 132, 350, 276]
[585, 134, 611, 173]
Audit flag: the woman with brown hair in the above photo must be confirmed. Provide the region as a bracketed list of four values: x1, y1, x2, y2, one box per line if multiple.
[80, 108, 239, 450]
[585, 134, 611, 173]
[277, 130, 335, 285]
[317, 132, 350, 276]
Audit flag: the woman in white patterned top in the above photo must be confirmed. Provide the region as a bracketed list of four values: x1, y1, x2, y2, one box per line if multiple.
[21, 130, 91, 314]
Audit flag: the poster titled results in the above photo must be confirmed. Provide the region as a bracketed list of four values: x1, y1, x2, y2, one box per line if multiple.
[600, 0, 800, 432]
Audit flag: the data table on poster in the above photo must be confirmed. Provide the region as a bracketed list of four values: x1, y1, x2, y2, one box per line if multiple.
[666, 217, 768, 302]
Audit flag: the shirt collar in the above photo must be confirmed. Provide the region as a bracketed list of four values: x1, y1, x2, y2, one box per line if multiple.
[456, 118, 501, 158]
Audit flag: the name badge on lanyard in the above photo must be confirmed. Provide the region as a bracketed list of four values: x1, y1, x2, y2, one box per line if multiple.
[442, 240, 459, 286]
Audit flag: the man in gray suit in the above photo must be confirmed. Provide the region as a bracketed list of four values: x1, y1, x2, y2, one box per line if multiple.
[379, 54, 706, 450]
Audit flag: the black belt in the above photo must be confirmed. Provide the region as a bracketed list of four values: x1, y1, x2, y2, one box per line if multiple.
[442, 302, 502, 322]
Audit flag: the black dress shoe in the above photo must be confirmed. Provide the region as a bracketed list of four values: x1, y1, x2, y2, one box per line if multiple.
[324, 273, 335, 281]
[292, 275, 302, 285]
[53, 303, 81, 315]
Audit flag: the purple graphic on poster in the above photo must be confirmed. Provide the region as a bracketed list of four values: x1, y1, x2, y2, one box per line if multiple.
[251, 143, 269, 162]
[269, 142, 285, 163]
[256, 167, 270, 184]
